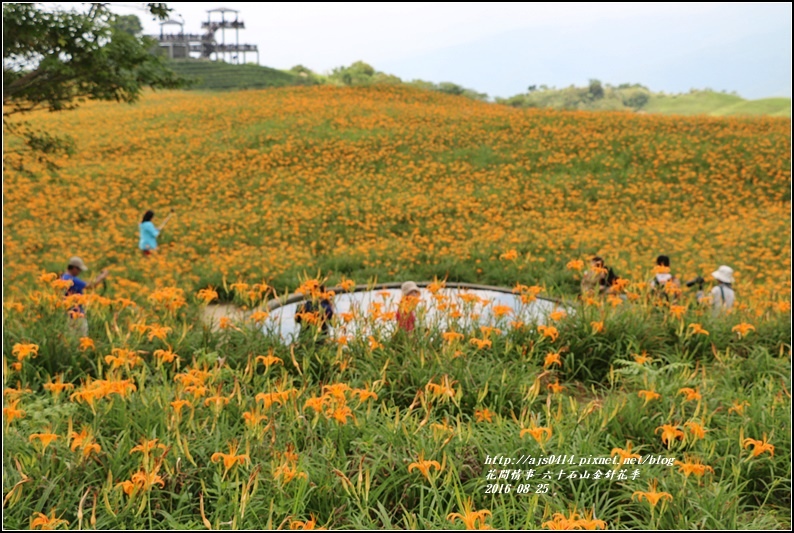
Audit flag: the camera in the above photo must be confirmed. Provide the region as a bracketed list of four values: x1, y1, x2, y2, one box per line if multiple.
[685, 276, 705, 288]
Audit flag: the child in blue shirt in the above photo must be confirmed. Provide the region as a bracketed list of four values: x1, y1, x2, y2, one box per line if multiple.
[61, 256, 109, 337]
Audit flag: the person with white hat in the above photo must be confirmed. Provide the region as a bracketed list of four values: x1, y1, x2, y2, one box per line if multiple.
[61, 257, 109, 337]
[396, 281, 421, 333]
[709, 265, 735, 314]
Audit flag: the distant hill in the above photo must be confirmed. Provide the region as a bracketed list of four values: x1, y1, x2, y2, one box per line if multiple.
[644, 93, 791, 117]
[167, 60, 320, 91]
[168, 59, 790, 118]
[498, 81, 791, 118]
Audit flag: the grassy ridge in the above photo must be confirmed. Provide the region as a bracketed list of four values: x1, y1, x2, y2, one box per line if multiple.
[645, 93, 791, 117]
[167, 60, 318, 91]
[168, 59, 791, 117]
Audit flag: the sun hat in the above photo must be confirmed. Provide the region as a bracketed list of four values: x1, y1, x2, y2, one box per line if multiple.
[401, 281, 420, 296]
[711, 265, 734, 284]
[68, 256, 89, 272]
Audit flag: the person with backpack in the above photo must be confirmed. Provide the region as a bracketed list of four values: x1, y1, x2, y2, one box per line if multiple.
[708, 265, 736, 314]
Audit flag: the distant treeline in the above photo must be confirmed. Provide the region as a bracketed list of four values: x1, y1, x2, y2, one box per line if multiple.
[168, 58, 790, 117]
[497, 80, 655, 111]
[291, 61, 489, 101]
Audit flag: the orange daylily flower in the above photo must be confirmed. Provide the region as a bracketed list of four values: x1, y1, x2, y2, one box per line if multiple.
[576, 509, 607, 530]
[328, 405, 354, 425]
[521, 420, 552, 446]
[256, 353, 283, 369]
[147, 324, 172, 341]
[547, 380, 564, 394]
[542, 509, 581, 530]
[154, 349, 180, 364]
[289, 515, 326, 530]
[544, 352, 562, 368]
[731, 322, 755, 338]
[678, 387, 701, 402]
[655, 424, 685, 447]
[130, 437, 167, 457]
[12, 343, 38, 362]
[29, 431, 59, 451]
[352, 387, 378, 402]
[70, 426, 101, 458]
[728, 400, 750, 415]
[638, 389, 661, 406]
[211, 441, 249, 474]
[30, 509, 70, 530]
[469, 338, 492, 350]
[632, 479, 673, 508]
[743, 434, 775, 457]
[408, 451, 442, 480]
[250, 310, 269, 324]
[688, 323, 709, 336]
[425, 376, 458, 401]
[78, 337, 95, 351]
[611, 441, 641, 466]
[474, 408, 494, 423]
[447, 498, 491, 530]
[196, 288, 219, 303]
[3, 384, 32, 401]
[684, 421, 707, 440]
[674, 456, 714, 477]
[500, 249, 518, 261]
[669, 305, 686, 319]
[549, 310, 567, 321]
[537, 325, 559, 342]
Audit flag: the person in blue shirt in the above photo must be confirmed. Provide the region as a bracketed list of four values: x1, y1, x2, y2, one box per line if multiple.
[139, 210, 173, 256]
[61, 256, 109, 337]
[295, 284, 335, 344]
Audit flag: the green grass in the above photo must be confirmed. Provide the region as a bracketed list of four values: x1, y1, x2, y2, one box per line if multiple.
[645, 92, 790, 117]
[716, 97, 792, 118]
[168, 60, 319, 91]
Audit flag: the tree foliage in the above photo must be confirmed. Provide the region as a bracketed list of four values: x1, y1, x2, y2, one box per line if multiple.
[110, 14, 144, 36]
[497, 82, 654, 112]
[3, 2, 183, 164]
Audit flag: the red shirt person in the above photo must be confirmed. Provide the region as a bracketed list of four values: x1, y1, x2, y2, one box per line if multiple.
[396, 281, 421, 332]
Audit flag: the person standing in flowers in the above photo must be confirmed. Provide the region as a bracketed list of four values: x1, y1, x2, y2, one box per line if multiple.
[649, 255, 681, 301]
[704, 265, 736, 314]
[396, 281, 422, 333]
[581, 256, 620, 296]
[138, 210, 173, 256]
[61, 257, 109, 337]
[295, 284, 335, 343]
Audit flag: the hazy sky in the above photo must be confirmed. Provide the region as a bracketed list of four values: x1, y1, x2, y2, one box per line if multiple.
[50, 2, 792, 98]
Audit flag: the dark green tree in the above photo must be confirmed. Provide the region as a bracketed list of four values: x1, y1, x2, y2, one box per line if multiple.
[110, 14, 144, 36]
[3, 2, 184, 164]
[588, 79, 604, 100]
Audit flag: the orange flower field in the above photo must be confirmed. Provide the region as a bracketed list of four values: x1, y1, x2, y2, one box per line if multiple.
[3, 85, 791, 302]
[2, 86, 791, 529]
